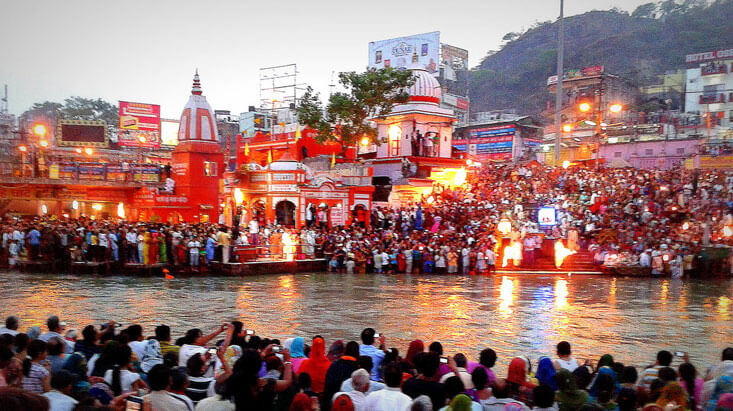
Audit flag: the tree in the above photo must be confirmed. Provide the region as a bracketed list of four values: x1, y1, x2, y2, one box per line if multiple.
[502, 32, 521, 42]
[296, 68, 415, 155]
[61, 96, 118, 127]
[632, 2, 657, 18]
[20, 101, 63, 123]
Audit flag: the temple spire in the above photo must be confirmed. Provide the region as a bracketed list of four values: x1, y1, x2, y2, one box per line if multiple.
[192, 69, 202, 95]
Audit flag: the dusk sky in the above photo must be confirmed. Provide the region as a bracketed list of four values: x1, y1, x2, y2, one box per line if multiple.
[2, 0, 651, 119]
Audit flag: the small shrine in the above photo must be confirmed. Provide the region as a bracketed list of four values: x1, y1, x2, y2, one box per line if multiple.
[223, 151, 374, 229]
[368, 68, 467, 205]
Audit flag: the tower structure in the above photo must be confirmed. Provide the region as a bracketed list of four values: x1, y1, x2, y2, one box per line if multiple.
[171, 71, 224, 222]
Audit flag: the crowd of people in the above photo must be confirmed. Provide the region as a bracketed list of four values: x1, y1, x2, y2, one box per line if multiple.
[0, 315, 731, 411]
[0, 163, 731, 275]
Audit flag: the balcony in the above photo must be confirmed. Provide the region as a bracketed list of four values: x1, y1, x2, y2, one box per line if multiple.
[699, 94, 726, 104]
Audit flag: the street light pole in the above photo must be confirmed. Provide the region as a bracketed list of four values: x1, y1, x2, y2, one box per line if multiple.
[554, 0, 565, 164]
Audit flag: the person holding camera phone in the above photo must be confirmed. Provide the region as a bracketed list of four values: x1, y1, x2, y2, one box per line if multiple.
[178, 323, 231, 375]
[185, 345, 233, 405]
[359, 328, 387, 382]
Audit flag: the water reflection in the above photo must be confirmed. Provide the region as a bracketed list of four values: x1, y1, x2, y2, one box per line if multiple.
[554, 279, 569, 310]
[0, 273, 731, 372]
[499, 276, 514, 315]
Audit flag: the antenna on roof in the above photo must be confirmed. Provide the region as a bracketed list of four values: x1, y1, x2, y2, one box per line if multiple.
[329, 71, 336, 97]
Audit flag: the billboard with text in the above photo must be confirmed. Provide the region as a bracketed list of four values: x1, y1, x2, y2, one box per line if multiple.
[453, 125, 516, 161]
[118, 101, 161, 148]
[368, 32, 440, 75]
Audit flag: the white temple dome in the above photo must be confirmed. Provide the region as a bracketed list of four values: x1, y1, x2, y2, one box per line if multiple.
[406, 68, 442, 105]
[177, 70, 219, 143]
[267, 150, 302, 171]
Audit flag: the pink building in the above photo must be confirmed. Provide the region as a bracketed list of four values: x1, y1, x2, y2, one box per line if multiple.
[599, 137, 702, 169]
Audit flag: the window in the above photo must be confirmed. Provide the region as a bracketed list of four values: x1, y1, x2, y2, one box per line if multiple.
[614, 152, 622, 158]
[645, 148, 654, 156]
[204, 161, 217, 177]
[676, 147, 685, 155]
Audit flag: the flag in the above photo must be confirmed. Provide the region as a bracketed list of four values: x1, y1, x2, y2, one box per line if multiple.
[244, 143, 250, 156]
[331, 152, 335, 167]
[295, 125, 301, 142]
[268, 149, 273, 163]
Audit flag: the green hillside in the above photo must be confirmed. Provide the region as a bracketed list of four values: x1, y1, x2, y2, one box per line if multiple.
[468, 0, 733, 119]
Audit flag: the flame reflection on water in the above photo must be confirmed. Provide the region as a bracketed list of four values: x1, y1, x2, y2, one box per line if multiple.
[1, 273, 731, 373]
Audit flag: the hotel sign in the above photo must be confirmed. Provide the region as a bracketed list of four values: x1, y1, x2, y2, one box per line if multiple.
[685, 48, 733, 63]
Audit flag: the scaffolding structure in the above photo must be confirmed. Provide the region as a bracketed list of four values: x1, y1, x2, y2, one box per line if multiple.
[259, 64, 306, 112]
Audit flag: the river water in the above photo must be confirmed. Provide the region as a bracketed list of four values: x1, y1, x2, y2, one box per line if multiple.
[0, 273, 730, 372]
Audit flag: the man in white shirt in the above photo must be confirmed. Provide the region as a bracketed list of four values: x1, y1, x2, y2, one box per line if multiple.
[332, 369, 370, 411]
[143, 364, 189, 411]
[178, 324, 229, 377]
[364, 363, 412, 411]
[126, 325, 147, 362]
[43, 370, 78, 411]
[639, 249, 651, 267]
[125, 229, 138, 263]
[248, 219, 259, 245]
[0, 316, 19, 337]
[40, 316, 73, 354]
[439, 353, 473, 389]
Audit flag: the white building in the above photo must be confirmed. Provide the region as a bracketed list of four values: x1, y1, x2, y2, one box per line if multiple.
[684, 48, 733, 129]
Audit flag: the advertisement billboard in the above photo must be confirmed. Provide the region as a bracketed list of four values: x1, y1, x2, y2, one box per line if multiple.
[443, 93, 469, 111]
[547, 66, 604, 85]
[453, 125, 516, 161]
[369, 31, 440, 75]
[118, 101, 161, 148]
[57, 120, 108, 147]
[441, 44, 469, 71]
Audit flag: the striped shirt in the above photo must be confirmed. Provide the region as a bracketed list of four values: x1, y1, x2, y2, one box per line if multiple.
[185, 376, 214, 404]
[22, 362, 49, 394]
[638, 365, 664, 390]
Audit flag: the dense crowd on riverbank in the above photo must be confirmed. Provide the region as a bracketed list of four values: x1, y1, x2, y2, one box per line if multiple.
[1, 163, 731, 275]
[0, 315, 731, 411]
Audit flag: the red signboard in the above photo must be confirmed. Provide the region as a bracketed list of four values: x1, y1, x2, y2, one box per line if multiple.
[118, 101, 161, 148]
[686, 48, 733, 63]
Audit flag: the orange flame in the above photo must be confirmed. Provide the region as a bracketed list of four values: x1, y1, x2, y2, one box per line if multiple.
[502, 242, 522, 267]
[554, 240, 576, 268]
[282, 232, 295, 261]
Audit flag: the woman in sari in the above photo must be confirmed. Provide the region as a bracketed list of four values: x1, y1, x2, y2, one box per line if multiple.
[142, 232, 152, 265]
[657, 381, 689, 411]
[297, 336, 331, 394]
[150, 232, 159, 264]
[289, 337, 307, 373]
[205, 234, 216, 265]
[158, 232, 167, 264]
[705, 376, 733, 411]
[597, 354, 614, 370]
[536, 356, 558, 391]
[556, 369, 589, 411]
[404, 340, 424, 368]
[589, 367, 619, 401]
[507, 357, 536, 405]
